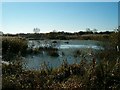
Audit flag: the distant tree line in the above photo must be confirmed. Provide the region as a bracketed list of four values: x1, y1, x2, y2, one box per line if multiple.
[3, 30, 114, 38]
[3, 26, 119, 40]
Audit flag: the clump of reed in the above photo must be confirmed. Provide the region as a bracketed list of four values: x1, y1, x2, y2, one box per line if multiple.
[47, 48, 59, 57]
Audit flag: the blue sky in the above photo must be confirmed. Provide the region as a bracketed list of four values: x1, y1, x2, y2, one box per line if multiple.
[118, 2, 120, 26]
[2, 0, 120, 2]
[2, 2, 118, 34]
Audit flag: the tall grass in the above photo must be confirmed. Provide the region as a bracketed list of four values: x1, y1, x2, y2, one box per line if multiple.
[2, 57, 120, 89]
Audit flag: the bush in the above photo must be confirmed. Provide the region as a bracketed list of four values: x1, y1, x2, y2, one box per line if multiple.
[2, 37, 28, 60]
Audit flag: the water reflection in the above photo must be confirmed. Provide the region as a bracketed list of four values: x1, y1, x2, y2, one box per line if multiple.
[59, 44, 104, 50]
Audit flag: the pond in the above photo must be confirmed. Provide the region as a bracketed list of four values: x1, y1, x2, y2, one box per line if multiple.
[22, 40, 105, 70]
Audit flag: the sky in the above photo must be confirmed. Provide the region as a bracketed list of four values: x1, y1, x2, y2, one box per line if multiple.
[2, 0, 120, 2]
[2, 2, 118, 34]
[118, 2, 120, 26]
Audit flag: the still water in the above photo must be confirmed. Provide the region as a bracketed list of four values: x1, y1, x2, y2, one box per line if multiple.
[22, 40, 105, 70]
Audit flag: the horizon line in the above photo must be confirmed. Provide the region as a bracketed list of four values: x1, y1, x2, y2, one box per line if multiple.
[1, 29, 116, 34]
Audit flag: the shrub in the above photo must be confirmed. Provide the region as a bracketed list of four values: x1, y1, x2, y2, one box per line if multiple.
[2, 36, 28, 60]
[2, 37, 28, 54]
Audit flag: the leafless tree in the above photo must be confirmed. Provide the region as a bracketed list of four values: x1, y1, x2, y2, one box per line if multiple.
[86, 28, 91, 32]
[93, 28, 97, 34]
[33, 28, 40, 34]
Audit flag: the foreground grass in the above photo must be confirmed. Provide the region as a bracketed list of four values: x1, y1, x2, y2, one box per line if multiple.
[2, 57, 120, 90]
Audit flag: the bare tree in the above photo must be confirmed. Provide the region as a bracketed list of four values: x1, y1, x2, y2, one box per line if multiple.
[114, 28, 118, 33]
[0, 31, 3, 36]
[33, 28, 40, 34]
[53, 29, 58, 33]
[93, 28, 97, 34]
[86, 28, 91, 32]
